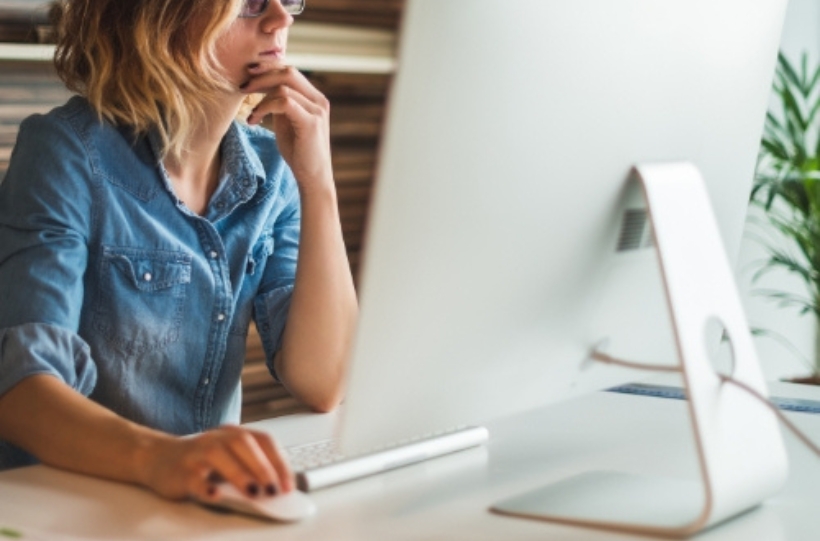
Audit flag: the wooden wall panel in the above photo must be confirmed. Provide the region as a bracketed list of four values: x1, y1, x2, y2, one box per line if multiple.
[0, 2, 50, 43]
[0, 60, 72, 175]
[299, 0, 403, 29]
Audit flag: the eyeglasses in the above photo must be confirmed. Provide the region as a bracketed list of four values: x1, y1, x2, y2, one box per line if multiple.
[239, 0, 305, 18]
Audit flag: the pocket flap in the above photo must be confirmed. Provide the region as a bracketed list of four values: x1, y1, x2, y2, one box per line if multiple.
[103, 247, 192, 292]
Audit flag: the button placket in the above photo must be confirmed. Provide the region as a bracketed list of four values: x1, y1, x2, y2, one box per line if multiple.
[195, 221, 235, 428]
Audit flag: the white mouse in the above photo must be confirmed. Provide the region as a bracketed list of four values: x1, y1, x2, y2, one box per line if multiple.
[201, 482, 317, 522]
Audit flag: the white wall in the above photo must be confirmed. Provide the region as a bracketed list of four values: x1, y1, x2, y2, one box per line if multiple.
[779, 0, 820, 62]
[737, 0, 820, 380]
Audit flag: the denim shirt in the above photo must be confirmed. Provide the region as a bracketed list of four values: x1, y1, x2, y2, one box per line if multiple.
[0, 96, 300, 468]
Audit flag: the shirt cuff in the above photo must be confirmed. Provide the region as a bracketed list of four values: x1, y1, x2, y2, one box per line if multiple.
[0, 322, 98, 398]
[253, 284, 294, 383]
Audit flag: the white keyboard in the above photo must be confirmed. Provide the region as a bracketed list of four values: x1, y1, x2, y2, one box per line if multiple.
[286, 425, 489, 492]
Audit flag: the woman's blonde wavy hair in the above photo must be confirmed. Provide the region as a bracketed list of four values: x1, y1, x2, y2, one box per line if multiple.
[52, 0, 243, 161]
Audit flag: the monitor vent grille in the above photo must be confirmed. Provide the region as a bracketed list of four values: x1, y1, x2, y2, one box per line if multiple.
[616, 209, 654, 252]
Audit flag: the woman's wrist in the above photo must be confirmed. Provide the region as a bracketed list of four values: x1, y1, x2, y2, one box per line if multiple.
[130, 428, 175, 489]
[296, 173, 338, 203]
[298, 182, 343, 224]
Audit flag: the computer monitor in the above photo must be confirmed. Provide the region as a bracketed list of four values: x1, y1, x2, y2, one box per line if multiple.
[339, 0, 786, 452]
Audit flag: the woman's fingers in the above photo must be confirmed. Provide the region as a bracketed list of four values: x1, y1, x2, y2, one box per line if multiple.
[171, 427, 293, 500]
[186, 463, 219, 501]
[244, 64, 326, 105]
[200, 438, 262, 497]
[221, 426, 284, 495]
[242, 64, 329, 125]
[247, 87, 321, 126]
[250, 429, 295, 493]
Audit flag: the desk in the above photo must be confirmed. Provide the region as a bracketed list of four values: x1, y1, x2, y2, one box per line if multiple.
[1, 380, 820, 540]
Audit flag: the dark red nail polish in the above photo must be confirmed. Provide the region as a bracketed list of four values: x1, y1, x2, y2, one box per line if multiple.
[265, 484, 276, 496]
[247, 483, 259, 497]
[207, 485, 216, 497]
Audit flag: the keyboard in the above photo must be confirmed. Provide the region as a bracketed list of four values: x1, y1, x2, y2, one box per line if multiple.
[286, 425, 489, 492]
[608, 383, 820, 414]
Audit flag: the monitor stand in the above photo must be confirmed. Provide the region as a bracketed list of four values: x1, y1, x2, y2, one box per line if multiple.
[491, 162, 789, 538]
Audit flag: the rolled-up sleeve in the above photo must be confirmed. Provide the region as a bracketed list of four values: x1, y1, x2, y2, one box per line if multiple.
[0, 112, 97, 397]
[253, 169, 300, 381]
[0, 323, 96, 397]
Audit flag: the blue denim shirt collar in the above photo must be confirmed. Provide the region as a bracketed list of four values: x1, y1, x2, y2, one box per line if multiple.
[146, 121, 269, 221]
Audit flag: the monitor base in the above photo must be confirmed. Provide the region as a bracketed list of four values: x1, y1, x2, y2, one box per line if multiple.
[490, 162, 789, 538]
[491, 471, 709, 538]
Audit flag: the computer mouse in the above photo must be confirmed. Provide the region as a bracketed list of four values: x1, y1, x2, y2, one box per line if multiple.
[202, 482, 317, 522]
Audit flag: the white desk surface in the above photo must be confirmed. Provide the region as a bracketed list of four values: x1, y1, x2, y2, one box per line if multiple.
[1, 378, 820, 541]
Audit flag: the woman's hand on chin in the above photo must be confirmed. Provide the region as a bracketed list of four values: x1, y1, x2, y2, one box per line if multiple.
[241, 63, 334, 195]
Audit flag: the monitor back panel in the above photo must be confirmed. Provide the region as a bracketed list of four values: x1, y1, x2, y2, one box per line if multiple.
[339, 0, 787, 453]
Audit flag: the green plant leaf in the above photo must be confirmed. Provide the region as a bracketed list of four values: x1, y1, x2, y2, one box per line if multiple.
[778, 52, 803, 91]
[753, 50, 820, 330]
[750, 326, 816, 374]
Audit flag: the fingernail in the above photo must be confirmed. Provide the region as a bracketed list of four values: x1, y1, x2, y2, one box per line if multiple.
[247, 482, 259, 497]
[265, 484, 276, 496]
[207, 484, 216, 497]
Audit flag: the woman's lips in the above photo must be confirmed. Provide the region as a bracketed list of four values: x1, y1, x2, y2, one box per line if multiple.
[260, 48, 284, 58]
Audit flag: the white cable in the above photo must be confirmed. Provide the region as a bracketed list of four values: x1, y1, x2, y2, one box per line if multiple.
[590, 350, 820, 457]
[589, 351, 680, 373]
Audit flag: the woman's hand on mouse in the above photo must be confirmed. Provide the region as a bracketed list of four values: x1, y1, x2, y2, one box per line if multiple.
[138, 425, 294, 501]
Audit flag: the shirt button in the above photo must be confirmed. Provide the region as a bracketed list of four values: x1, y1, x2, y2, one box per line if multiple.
[203, 378, 210, 386]
[143, 272, 152, 282]
[217, 313, 226, 322]
[209, 250, 218, 259]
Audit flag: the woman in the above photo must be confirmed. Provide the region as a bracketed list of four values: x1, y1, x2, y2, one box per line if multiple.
[0, 0, 358, 502]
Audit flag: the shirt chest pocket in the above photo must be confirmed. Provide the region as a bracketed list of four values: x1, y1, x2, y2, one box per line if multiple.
[94, 247, 192, 357]
[246, 232, 274, 276]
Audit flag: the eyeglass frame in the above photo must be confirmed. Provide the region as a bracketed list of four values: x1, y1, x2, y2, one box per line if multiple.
[238, 0, 305, 18]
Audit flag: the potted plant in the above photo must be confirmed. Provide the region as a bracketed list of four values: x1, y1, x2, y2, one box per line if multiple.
[750, 51, 820, 383]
